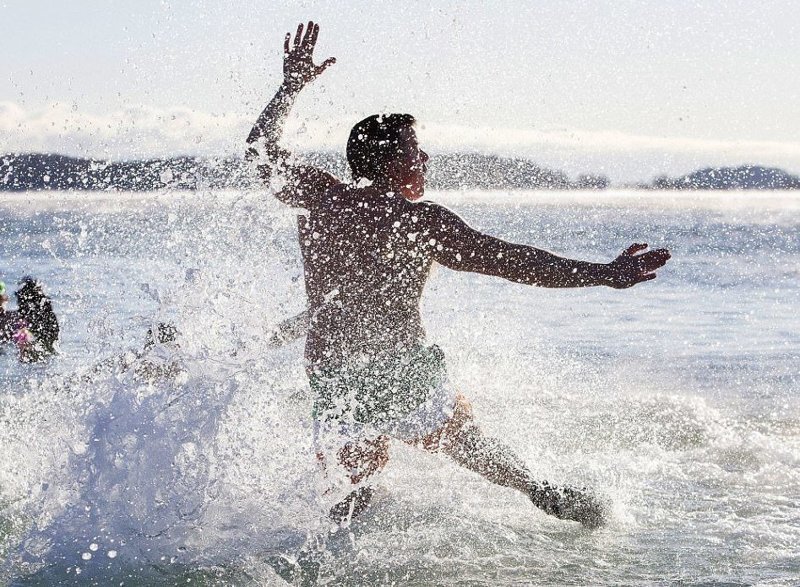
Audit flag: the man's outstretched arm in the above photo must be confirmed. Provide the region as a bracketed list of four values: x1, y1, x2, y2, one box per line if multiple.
[246, 21, 339, 207]
[421, 203, 670, 288]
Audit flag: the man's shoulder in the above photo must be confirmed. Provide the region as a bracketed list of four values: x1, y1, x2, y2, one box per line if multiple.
[409, 200, 459, 224]
[412, 199, 447, 213]
[314, 189, 458, 225]
[382, 196, 456, 226]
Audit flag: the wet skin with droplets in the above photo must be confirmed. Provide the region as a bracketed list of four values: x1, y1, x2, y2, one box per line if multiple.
[300, 184, 446, 370]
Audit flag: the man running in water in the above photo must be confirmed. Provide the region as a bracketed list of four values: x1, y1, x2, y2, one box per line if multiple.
[246, 22, 670, 528]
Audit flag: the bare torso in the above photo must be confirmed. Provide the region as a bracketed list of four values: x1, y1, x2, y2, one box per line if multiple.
[299, 184, 437, 370]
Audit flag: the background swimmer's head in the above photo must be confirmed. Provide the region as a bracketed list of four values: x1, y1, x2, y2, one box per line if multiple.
[347, 114, 429, 201]
[15, 277, 49, 315]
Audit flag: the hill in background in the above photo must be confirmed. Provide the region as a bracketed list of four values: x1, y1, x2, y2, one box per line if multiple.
[1, 153, 798, 192]
[645, 166, 800, 190]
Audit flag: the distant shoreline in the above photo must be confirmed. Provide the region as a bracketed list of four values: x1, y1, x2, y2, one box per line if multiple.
[2, 153, 799, 192]
[4, 190, 800, 216]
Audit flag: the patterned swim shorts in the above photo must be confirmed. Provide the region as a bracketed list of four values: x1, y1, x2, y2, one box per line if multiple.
[310, 344, 457, 445]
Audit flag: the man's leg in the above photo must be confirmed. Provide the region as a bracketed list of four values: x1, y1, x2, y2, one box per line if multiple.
[277, 433, 387, 585]
[418, 395, 605, 528]
[325, 434, 389, 524]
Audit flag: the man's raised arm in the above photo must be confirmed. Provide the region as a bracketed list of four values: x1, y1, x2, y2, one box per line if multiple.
[246, 21, 339, 207]
[420, 203, 671, 289]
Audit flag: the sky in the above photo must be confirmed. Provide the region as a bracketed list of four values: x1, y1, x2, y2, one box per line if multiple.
[1, 0, 799, 182]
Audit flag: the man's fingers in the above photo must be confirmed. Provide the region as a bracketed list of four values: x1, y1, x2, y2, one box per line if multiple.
[284, 33, 291, 55]
[639, 249, 671, 272]
[293, 23, 304, 49]
[310, 23, 320, 47]
[316, 57, 336, 75]
[651, 248, 671, 267]
[618, 272, 656, 289]
[302, 20, 315, 48]
[623, 243, 648, 256]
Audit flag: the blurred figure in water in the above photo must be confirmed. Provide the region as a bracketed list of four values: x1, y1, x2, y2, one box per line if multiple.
[142, 321, 179, 352]
[247, 22, 670, 529]
[82, 321, 182, 383]
[133, 322, 182, 380]
[13, 277, 60, 362]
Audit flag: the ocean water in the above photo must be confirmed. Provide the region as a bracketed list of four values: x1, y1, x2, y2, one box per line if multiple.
[0, 189, 798, 586]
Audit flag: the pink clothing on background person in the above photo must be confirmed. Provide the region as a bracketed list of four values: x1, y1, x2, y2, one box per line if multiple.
[12, 322, 34, 349]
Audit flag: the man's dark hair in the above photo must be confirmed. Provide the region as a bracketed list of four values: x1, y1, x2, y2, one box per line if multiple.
[346, 114, 416, 181]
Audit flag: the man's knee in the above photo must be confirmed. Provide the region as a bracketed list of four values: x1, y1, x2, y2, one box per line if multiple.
[444, 394, 475, 439]
[337, 435, 390, 484]
[452, 393, 473, 423]
[419, 393, 474, 451]
[441, 421, 482, 459]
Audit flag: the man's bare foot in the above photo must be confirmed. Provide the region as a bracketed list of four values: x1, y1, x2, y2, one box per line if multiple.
[528, 482, 606, 529]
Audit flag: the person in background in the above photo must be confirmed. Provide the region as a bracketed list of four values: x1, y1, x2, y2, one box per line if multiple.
[80, 321, 181, 384]
[12, 277, 60, 362]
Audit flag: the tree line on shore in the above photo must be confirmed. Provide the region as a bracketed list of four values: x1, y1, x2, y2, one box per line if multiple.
[2, 152, 798, 192]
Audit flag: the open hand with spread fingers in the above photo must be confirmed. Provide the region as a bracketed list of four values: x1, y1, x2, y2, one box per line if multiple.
[605, 243, 671, 289]
[283, 21, 336, 91]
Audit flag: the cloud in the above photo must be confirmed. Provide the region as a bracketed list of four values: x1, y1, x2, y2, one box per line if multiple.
[416, 123, 800, 160]
[0, 101, 252, 159]
[2, 101, 800, 176]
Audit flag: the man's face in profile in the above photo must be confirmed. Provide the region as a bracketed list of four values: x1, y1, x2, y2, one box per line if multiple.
[390, 126, 429, 201]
